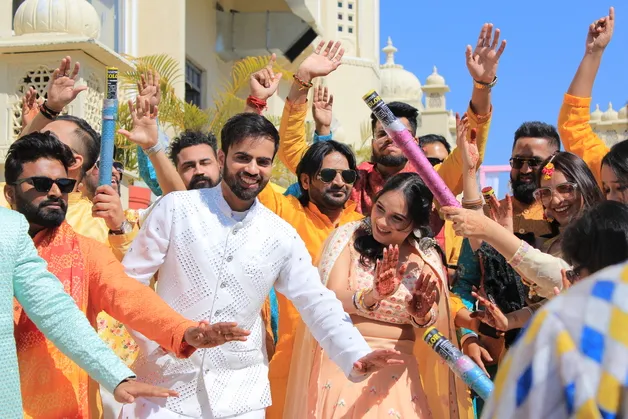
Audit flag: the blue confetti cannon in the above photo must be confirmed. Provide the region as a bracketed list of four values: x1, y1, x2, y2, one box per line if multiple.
[99, 67, 118, 186]
[423, 326, 494, 400]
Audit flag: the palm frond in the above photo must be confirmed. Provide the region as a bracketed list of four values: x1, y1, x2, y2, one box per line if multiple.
[184, 102, 211, 131]
[119, 53, 183, 91]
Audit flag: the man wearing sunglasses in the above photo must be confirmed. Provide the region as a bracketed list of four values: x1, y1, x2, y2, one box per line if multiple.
[451, 120, 562, 413]
[3, 131, 252, 418]
[81, 159, 125, 199]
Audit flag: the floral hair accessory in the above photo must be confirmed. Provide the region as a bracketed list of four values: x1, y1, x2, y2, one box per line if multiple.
[542, 155, 557, 180]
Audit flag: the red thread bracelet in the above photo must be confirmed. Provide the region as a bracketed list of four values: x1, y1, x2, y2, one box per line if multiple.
[247, 96, 267, 115]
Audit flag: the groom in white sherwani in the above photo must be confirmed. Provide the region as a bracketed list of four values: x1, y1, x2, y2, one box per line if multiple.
[121, 112, 402, 419]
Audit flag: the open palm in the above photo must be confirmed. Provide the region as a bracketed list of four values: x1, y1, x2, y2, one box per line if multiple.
[184, 321, 251, 348]
[137, 70, 161, 108]
[373, 245, 406, 300]
[465, 24, 506, 84]
[352, 349, 403, 376]
[47, 56, 88, 111]
[298, 40, 344, 80]
[312, 86, 334, 127]
[118, 97, 158, 149]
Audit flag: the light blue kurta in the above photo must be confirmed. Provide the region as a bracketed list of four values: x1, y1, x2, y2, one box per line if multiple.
[0, 207, 134, 418]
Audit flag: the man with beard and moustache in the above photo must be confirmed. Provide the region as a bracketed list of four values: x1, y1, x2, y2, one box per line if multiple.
[120, 112, 403, 419]
[169, 130, 221, 190]
[80, 158, 124, 199]
[450, 120, 560, 416]
[243, 62, 365, 419]
[3, 131, 253, 419]
[276, 27, 504, 218]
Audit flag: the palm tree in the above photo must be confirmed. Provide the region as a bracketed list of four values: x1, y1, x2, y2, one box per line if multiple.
[113, 54, 293, 173]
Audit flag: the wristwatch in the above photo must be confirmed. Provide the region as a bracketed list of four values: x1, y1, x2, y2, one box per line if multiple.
[109, 220, 132, 235]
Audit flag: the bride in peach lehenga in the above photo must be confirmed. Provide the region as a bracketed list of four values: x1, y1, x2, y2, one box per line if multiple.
[282, 173, 473, 419]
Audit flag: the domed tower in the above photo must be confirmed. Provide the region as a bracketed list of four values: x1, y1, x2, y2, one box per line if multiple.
[420, 66, 453, 146]
[379, 37, 423, 112]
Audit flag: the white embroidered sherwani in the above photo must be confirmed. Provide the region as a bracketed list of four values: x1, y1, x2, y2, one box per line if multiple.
[122, 187, 371, 418]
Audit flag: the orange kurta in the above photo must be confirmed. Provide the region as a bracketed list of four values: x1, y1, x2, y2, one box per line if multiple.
[258, 185, 364, 419]
[14, 222, 196, 419]
[557, 93, 609, 186]
[65, 191, 141, 367]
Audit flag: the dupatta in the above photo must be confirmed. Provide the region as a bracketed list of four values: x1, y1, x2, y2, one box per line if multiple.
[283, 221, 473, 418]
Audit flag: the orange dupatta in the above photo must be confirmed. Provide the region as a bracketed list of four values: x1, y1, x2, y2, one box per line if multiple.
[14, 221, 92, 419]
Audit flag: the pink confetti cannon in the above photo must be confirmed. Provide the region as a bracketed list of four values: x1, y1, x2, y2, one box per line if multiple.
[362, 90, 461, 208]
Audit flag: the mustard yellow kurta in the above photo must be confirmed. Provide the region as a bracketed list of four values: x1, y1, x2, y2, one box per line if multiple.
[557, 93, 609, 186]
[258, 185, 364, 419]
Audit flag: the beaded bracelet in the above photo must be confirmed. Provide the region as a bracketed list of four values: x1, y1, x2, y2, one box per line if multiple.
[292, 74, 313, 90]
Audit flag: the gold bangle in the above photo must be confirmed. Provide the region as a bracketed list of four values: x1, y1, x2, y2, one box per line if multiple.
[461, 198, 483, 210]
[358, 287, 380, 312]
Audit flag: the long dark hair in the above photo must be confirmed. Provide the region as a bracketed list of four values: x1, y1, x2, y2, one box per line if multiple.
[353, 173, 435, 267]
[536, 152, 604, 213]
[601, 139, 628, 187]
[562, 201, 628, 275]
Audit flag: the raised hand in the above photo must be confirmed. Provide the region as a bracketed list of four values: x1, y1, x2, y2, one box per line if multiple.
[372, 245, 406, 300]
[456, 113, 479, 173]
[312, 86, 333, 135]
[249, 53, 283, 101]
[114, 379, 178, 403]
[487, 194, 513, 234]
[118, 97, 159, 149]
[470, 288, 508, 331]
[297, 40, 344, 82]
[46, 56, 88, 112]
[465, 23, 506, 84]
[406, 270, 440, 320]
[184, 321, 251, 348]
[587, 7, 615, 54]
[21, 86, 42, 128]
[137, 70, 161, 108]
[352, 348, 404, 376]
[441, 206, 492, 239]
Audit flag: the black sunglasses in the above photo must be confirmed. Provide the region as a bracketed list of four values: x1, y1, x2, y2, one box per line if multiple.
[509, 157, 543, 170]
[12, 176, 76, 193]
[427, 157, 444, 166]
[96, 160, 124, 181]
[317, 168, 357, 184]
[96, 160, 124, 173]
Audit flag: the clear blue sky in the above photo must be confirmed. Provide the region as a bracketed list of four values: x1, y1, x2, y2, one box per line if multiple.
[380, 1, 627, 166]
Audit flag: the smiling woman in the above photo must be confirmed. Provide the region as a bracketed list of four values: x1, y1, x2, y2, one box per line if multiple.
[534, 152, 604, 255]
[284, 172, 473, 418]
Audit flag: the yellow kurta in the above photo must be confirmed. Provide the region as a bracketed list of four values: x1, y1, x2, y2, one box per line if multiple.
[557, 93, 609, 186]
[258, 185, 364, 419]
[65, 192, 140, 367]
